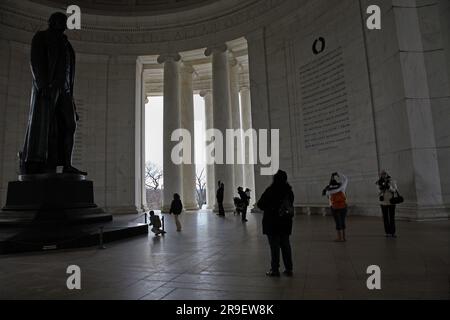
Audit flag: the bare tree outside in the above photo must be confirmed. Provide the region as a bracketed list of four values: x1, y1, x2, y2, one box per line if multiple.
[145, 162, 163, 210]
[145, 162, 163, 190]
[195, 168, 206, 208]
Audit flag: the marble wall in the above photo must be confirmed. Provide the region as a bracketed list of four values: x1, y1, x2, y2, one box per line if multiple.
[251, 0, 380, 215]
[71, 54, 138, 213]
[248, 0, 449, 220]
[0, 42, 31, 207]
[362, 0, 450, 219]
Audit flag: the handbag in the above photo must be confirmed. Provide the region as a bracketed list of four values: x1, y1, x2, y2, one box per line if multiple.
[390, 191, 404, 205]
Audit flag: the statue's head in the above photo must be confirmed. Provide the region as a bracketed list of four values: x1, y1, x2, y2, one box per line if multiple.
[48, 12, 67, 33]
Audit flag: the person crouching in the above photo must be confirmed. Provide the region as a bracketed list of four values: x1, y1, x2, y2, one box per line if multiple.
[149, 210, 165, 235]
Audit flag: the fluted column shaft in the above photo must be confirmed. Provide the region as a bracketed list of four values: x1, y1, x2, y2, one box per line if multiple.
[158, 54, 182, 212]
[200, 90, 215, 209]
[240, 86, 256, 206]
[180, 64, 198, 210]
[205, 44, 235, 212]
[229, 59, 244, 191]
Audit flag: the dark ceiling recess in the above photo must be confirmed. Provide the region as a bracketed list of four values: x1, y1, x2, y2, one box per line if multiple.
[29, 0, 220, 15]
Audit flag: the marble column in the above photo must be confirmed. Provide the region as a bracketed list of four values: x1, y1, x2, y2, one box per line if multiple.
[180, 64, 198, 210]
[240, 86, 256, 206]
[158, 53, 182, 212]
[135, 60, 146, 213]
[246, 29, 272, 209]
[229, 58, 244, 191]
[200, 90, 215, 209]
[205, 44, 235, 212]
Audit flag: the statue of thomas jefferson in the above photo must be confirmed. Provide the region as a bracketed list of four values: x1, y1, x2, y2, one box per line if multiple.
[20, 12, 86, 175]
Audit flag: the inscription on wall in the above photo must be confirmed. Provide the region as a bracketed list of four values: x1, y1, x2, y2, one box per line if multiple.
[298, 47, 350, 151]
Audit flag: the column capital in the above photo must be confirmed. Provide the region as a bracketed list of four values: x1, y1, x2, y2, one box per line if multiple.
[239, 85, 250, 93]
[229, 57, 239, 68]
[204, 43, 228, 57]
[157, 53, 181, 64]
[199, 90, 212, 98]
[230, 59, 244, 74]
[180, 63, 196, 75]
[245, 28, 265, 43]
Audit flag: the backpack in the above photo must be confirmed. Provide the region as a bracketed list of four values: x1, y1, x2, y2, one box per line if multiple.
[278, 195, 294, 217]
[154, 216, 162, 228]
[150, 215, 161, 228]
[330, 191, 347, 209]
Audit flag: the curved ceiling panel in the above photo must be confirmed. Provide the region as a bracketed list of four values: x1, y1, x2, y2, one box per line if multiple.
[29, 0, 221, 16]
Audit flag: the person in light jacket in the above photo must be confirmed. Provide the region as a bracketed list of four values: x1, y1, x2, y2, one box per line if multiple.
[322, 172, 349, 242]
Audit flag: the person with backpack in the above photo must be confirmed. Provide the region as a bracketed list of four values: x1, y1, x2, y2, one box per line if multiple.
[149, 210, 165, 235]
[376, 170, 401, 238]
[169, 193, 183, 232]
[257, 170, 295, 277]
[322, 172, 348, 242]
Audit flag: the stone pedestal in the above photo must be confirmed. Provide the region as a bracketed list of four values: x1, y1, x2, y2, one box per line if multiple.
[0, 173, 150, 254]
[1, 173, 111, 225]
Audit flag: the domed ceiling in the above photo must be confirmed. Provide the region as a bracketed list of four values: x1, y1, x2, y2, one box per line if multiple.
[29, 0, 221, 15]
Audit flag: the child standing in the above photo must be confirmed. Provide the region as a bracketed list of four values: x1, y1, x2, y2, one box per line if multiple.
[170, 193, 183, 232]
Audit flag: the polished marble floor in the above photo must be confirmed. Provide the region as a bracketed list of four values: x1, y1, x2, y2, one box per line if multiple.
[0, 210, 449, 300]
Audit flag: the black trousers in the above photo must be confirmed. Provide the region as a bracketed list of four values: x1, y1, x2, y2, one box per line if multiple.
[381, 205, 396, 235]
[332, 207, 347, 230]
[267, 235, 293, 272]
[242, 205, 247, 220]
[218, 202, 225, 215]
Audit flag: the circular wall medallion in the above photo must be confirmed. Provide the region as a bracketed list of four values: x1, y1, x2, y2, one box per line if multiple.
[312, 37, 325, 54]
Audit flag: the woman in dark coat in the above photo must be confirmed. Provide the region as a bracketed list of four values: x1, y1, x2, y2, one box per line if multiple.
[216, 181, 225, 216]
[257, 170, 295, 277]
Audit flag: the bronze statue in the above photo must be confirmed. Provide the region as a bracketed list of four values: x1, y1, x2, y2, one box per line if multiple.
[20, 12, 86, 175]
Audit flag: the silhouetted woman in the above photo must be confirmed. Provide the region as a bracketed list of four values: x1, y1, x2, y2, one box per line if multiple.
[170, 193, 183, 232]
[216, 181, 225, 216]
[238, 186, 249, 222]
[257, 170, 294, 277]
